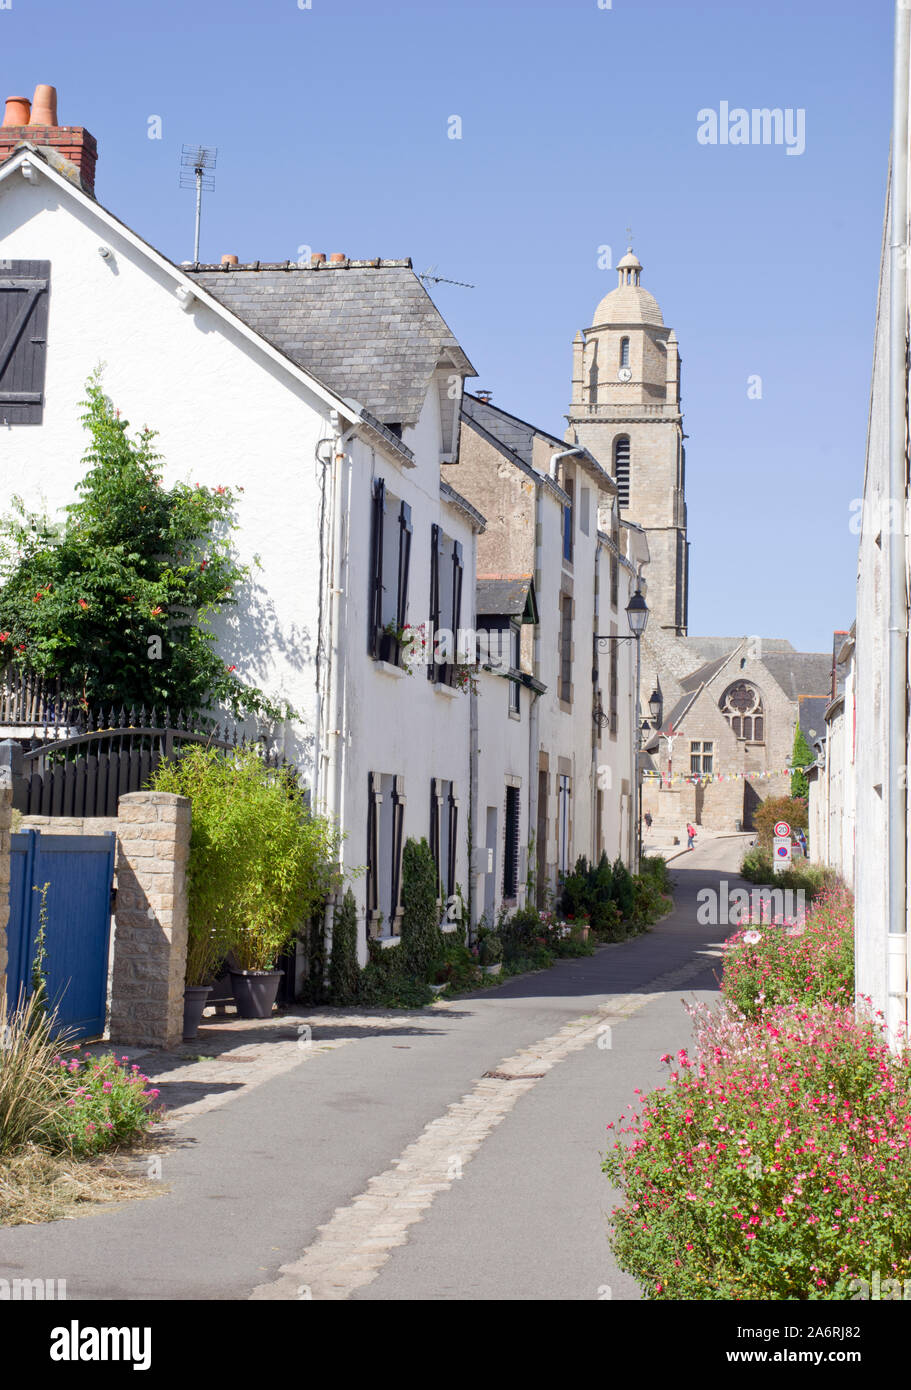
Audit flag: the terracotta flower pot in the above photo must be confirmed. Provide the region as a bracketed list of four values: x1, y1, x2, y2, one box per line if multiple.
[29, 84, 58, 126]
[230, 969, 283, 1019]
[3, 97, 30, 128]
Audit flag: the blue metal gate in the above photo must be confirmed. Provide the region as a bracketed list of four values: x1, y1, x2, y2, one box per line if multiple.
[6, 830, 116, 1040]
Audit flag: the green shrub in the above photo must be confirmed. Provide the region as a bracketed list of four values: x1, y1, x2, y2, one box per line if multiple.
[328, 889, 360, 1005]
[604, 1000, 911, 1300]
[740, 847, 838, 902]
[611, 857, 634, 920]
[399, 838, 443, 978]
[151, 745, 340, 976]
[630, 876, 670, 929]
[639, 855, 671, 895]
[433, 937, 482, 991]
[48, 1051, 162, 1157]
[478, 930, 503, 966]
[752, 795, 808, 853]
[721, 884, 854, 1020]
[358, 939, 433, 1008]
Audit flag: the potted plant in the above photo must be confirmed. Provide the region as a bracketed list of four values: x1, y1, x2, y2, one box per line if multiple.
[478, 930, 503, 975]
[152, 745, 340, 1023]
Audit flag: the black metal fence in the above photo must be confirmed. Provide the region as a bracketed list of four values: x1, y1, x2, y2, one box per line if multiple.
[0, 705, 289, 818]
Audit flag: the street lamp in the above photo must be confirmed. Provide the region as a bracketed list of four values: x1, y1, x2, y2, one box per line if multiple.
[594, 587, 651, 872]
[648, 687, 662, 725]
[625, 589, 649, 637]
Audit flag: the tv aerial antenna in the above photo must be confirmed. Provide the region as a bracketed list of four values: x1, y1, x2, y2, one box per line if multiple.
[418, 264, 475, 289]
[180, 145, 217, 264]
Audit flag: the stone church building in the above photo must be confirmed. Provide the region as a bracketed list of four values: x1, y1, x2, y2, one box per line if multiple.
[565, 248, 832, 831]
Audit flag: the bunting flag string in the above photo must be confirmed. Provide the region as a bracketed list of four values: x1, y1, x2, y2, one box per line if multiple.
[643, 766, 795, 787]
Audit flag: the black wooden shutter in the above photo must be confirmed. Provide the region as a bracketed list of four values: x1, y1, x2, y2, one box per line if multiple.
[366, 771, 382, 934]
[447, 784, 459, 903]
[429, 777, 443, 900]
[0, 261, 50, 425]
[503, 786, 520, 899]
[397, 502, 412, 630]
[391, 776, 407, 931]
[369, 478, 386, 655]
[451, 541, 464, 642]
[429, 524, 442, 681]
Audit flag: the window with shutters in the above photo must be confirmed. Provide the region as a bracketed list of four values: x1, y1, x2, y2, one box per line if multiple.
[557, 775, 571, 878]
[508, 624, 521, 715]
[429, 777, 459, 904]
[559, 594, 573, 705]
[614, 436, 630, 508]
[503, 784, 520, 901]
[429, 526, 463, 687]
[562, 476, 574, 563]
[369, 478, 412, 666]
[367, 771, 406, 938]
[0, 260, 50, 426]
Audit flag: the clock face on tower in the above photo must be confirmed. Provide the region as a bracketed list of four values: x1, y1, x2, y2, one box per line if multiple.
[617, 367, 632, 382]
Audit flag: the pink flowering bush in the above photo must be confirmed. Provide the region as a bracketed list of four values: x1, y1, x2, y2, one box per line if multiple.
[721, 885, 854, 1020]
[45, 1051, 162, 1157]
[603, 1001, 911, 1299]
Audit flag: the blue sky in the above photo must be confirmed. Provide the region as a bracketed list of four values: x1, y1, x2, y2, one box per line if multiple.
[1, 0, 895, 653]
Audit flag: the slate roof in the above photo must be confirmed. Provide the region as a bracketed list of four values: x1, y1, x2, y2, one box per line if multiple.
[798, 695, 829, 745]
[187, 261, 476, 425]
[476, 575, 538, 622]
[762, 652, 832, 702]
[680, 653, 735, 693]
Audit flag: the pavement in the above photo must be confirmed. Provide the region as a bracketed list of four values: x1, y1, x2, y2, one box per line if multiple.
[0, 834, 754, 1301]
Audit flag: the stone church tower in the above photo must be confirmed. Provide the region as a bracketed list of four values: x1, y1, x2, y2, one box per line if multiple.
[567, 248, 689, 634]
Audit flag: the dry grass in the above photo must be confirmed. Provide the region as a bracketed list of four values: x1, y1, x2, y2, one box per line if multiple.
[0, 1135, 167, 1226]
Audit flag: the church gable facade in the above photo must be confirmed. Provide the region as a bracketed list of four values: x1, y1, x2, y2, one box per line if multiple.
[642, 637, 832, 831]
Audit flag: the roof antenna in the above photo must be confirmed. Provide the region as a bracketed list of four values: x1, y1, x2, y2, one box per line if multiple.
[180, 145, 217, 264]
[418, 264, 475, 289]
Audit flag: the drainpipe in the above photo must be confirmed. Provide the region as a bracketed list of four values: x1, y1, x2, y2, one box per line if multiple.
[887, 0, 910, 1044]
[549, 445, 584, 481]
[325, 417, 359, 832]
[592, 536, 604, 861]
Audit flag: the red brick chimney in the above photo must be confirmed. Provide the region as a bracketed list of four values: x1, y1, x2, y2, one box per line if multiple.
[0, 85, 98, 196]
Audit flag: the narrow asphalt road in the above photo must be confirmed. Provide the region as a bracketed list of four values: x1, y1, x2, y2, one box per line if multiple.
[0, 836, 750, 1300]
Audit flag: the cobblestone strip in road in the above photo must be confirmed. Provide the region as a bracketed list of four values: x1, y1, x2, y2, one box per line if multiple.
[250, 990, 664, 1301]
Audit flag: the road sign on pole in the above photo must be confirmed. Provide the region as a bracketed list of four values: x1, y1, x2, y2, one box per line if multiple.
[774, 821, 791, 839]
[773, 836, 792, 868]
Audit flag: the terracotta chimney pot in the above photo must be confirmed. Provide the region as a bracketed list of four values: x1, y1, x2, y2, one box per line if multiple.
[221, 254, 239, 265]
[29, 84, 58, 126]
[310, 253, 326, 265]
[3, 96, 31, 127]
[329, 252, 346, 263]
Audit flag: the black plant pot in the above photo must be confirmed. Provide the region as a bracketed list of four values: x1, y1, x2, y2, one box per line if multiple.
[229, 970, 284, 1020]
[377, 632, 400, 665]
[183, 985, 213, 1041]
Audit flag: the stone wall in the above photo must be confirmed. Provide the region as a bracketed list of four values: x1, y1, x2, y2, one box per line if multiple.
[0, 788, 190, 1049]
[108, 792, 191, 1050]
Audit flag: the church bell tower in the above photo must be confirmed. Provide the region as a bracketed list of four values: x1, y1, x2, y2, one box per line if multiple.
[567, 247, 689, 634]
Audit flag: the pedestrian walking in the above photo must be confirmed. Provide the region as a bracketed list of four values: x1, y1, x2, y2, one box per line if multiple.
[644, 811, 653, 831]
[686, 822, 696, 850]
[796, 827, 808, 859]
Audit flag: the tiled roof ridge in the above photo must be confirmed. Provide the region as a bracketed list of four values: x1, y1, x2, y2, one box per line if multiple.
[185, 258, 414, 271]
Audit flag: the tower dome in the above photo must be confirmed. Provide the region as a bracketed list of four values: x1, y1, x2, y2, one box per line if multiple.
[592, 248, 664, 328]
